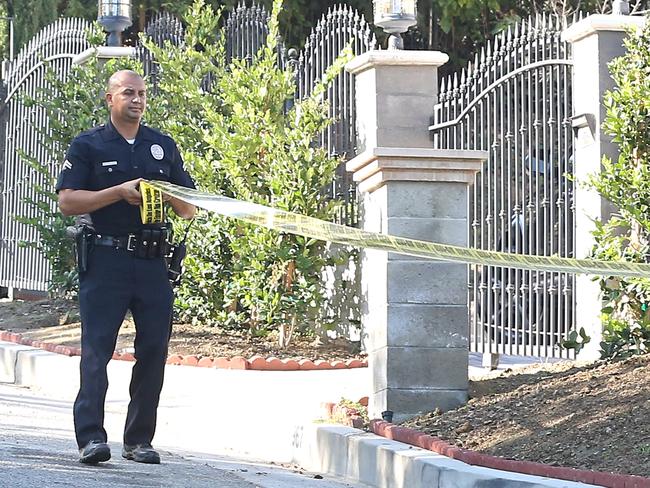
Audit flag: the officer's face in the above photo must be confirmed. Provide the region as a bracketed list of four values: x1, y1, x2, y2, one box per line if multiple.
[106, 74, 147, 123]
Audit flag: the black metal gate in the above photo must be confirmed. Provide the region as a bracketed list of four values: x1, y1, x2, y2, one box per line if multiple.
[429, 15, 576, 358]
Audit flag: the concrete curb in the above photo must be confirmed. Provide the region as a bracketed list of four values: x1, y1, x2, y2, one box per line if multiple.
[0, 330, 367, 370]
[370, 421, 650, 488]
[0, 340, 604, 487]
[293, 425, 599, 488]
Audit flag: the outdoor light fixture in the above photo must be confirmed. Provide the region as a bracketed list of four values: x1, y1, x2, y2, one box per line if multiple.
[373, 0, 417, 50]
[97, 0, 132, 47]
[612, 0, 630, 15]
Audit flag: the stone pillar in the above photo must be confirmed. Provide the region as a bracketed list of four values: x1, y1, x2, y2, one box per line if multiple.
[346, 51, 487, 422]
[562, 15, 644, 359]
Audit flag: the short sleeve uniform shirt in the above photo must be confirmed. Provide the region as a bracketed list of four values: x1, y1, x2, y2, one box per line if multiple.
[56, 121, 195, 235]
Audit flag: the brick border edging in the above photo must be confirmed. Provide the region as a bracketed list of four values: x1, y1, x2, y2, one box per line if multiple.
[321, 398, 369, 429]
[370, 420, 650, 488]
[0, 330, 367, 371]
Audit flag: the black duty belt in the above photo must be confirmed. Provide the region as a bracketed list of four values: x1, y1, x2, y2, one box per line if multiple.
[93, 234, 138, 251]
[93, 229, 171, 259]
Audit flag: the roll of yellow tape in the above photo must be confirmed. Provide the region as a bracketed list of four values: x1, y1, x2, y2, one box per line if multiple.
[140, 181, 165, 224]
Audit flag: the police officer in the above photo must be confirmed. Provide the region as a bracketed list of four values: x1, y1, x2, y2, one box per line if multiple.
[57, 70, 196, 465]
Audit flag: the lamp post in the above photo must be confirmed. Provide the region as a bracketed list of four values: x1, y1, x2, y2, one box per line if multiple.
[98, 0, 132, 47]
[373, 0, 417, 50]
[612, 0, 630, 15]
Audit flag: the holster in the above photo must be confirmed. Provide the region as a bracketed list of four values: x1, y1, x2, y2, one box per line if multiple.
[67, 225, 93, 274]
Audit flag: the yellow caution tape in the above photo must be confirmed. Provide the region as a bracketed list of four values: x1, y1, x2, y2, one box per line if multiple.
[144, 180, 650, 278]
[140, 181, 165, 224]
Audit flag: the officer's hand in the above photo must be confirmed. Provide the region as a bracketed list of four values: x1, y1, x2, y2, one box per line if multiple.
[118, 178, 143, 206]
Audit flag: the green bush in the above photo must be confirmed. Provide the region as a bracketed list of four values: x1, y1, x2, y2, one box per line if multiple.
[600, 319, 650, 360]
[142, 0, 352, 343]
[587, 19, 650, 359]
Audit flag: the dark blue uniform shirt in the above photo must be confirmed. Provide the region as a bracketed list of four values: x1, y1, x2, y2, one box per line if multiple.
[56, 120, 195, 235]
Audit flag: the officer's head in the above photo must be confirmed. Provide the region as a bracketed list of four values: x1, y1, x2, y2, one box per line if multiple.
[105, 70, 146, 125]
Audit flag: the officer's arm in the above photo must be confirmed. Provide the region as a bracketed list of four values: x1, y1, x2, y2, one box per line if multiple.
[167, 198, 196, 220]
[58, 179, 143, 216]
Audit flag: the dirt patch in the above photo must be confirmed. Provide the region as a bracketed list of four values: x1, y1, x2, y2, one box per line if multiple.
[0, 298, 363, 362]
[402, 356, 650, 477]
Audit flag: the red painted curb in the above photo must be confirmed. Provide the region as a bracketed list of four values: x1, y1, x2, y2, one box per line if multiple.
[369, 420, 649, 488]
[0, 328, 368, 371]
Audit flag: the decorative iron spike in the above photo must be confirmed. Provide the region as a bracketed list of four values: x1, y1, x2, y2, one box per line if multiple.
[370, 32, 378, 50]
[493, 33, 502, 56]
[496, 25, 506, 47]
[514, 19, 521, 40]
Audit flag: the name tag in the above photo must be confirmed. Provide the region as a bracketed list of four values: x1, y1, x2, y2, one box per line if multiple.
[102, 161, 118, 167]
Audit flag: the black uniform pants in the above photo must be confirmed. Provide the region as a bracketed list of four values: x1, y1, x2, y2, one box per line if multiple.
[74, 246, 173, 449]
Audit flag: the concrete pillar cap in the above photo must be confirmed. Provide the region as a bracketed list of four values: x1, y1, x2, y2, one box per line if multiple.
[346, 146, 487, 193]
[345, 50, 449, 75]
[562, 14, 645, 43]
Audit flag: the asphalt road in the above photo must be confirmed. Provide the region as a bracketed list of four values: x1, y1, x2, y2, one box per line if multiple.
[0, 383, 367, 488]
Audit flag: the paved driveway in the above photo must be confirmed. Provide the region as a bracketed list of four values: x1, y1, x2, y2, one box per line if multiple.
[0, 383, 367, 488]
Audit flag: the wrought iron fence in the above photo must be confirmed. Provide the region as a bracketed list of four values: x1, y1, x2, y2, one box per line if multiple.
[295, 5, 376, 225]
[430, 14, 576, 358]
[137, 11, 185, 94]
[226, 2, 270, 63]
[0, 18, 90, 291]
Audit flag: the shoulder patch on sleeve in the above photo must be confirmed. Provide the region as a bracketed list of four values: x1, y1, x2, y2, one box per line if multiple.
[62, 159, 72, 170]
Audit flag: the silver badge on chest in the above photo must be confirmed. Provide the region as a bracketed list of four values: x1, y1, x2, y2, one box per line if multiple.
[150, 144, 165, 160]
